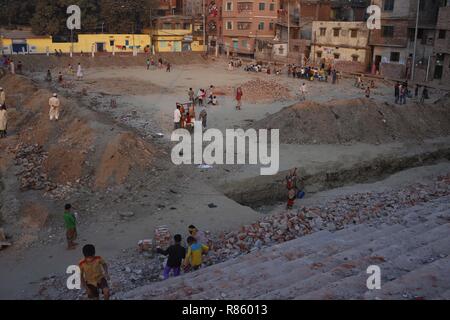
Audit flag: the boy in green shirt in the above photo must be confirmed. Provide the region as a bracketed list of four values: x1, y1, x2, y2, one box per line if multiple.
[63, 204, 78, 250]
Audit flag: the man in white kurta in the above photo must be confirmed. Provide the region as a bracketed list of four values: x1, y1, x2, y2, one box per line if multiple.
[49, 93, 61, 121]
[0, 88, 5, 106]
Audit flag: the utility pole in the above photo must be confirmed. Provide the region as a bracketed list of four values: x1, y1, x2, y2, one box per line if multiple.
[203, 0, 207, 52]
[287, 0, 290, 59]
[70, 28, 74, 58]
[411, 0, 420, 81]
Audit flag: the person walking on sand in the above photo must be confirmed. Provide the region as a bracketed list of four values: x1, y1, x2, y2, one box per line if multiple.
[166, 62, 171, 72]
[188, 88, 195, 105]
[10, 59, 15, 74]
[64, 204, 78, 250]
[0, 87, 5, 108]
[236, 87, 243, 110]
[17, 60, 23, 74]
[331, 69, 337, 84]
[0, 105, 7, 138]
[300, 83, 307, 101]
[77, 63, 83, 80]
[174, 104, 182, 130]
[399, 85, 406, 104]
[199, 108, 207, 130]
[184, 236, 209, 272]
[420, 86, 429, 104]
[49, 93, 61, 121]
[156, 234, 186, 280]
[45, 70, 52, 82]
[394, 82, 400, 104]
[365, 86, 371, 98]
[146, 58, 150, 70]
[197, 88, 204, 106]
[79, 244, 110, 300]
[68, 64, 74, 76]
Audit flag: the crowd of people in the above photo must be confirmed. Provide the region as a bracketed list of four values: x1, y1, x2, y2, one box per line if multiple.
[63, 202, 211, 300]
[173, 85, 217, 132]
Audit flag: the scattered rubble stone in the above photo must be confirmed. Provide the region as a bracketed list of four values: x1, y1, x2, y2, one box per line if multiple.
[14, 143, 56, 192]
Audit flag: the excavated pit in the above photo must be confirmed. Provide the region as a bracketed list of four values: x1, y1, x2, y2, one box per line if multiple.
[222, 147, 450, 209]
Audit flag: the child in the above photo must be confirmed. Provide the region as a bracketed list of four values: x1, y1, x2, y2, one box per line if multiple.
[156, 234, 186, 280]
[212, 96, 218, 106]
[63, 204, 78, 250]
[79, 244, 110, 300]
[199, 108, 207, 130]
[184, 236, 209, 271]
[146, 58, 150, 70]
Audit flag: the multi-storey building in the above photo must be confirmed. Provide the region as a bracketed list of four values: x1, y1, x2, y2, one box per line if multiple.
[271, 0, 369, 64]
[154, 0, 183, 16]
[151, 15, 206, 52]
[311, 20, 370, 71]
[206, 0, 223, 53]
[369, 0, 440, 80]
[221, 0, 279, 56]
[429, 0, 450, 85]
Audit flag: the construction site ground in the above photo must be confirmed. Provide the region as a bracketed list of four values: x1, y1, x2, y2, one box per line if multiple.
[0, 54, 449, 299]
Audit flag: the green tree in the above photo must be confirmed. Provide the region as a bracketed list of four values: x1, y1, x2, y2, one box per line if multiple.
[0, 0, 37, 27]
[30, 0, 100, 36]
[99, 0, 155, 33]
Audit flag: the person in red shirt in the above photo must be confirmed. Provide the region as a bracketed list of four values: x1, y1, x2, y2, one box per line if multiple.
[236, 87, 243, 110]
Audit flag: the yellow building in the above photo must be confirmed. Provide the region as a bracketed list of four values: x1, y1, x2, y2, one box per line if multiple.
[151, 16, 206, 53]
[1, 32, 151, 54]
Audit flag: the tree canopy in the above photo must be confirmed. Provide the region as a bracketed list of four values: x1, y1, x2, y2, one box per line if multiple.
[0, 0, 157, 35]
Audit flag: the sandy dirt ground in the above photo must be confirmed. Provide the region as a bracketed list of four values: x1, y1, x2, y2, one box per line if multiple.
[1, 57, 449, 299]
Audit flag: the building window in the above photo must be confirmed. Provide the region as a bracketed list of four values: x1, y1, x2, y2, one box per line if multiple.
[237, 2, 253, 11]
[333, 28, 340, 37]
[183, 23, 190, 30]
[320, 28, 326, 36]
[390, 51, 400, 62]
[269, 3, 275, 11]
[317, 51, 322, 58]
[350, 29, 358, 38]
[175, 23, 181, 29]
[226, 2, 232, 11]
[125, 40, 129, 46]
[382, 26, 394, 38]
[241, 40, 248, 48]
[333, 53, 340, 59]
[352, 54, 359, 62]
[269, 22, 274, 30]
[258, 22, 264, 30]
[259, 3, 265, 10]
[438, 30, 446, 39]
[109, 40, 115, 46]
[384, 0, 395, 11]
[226, 21, 233, 30]
[237, 22, 251, 30]
[199, 40, 204, 45]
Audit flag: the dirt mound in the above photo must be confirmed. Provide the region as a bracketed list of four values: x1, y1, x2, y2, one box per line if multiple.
[217, 78, 292, 103]
[95, 132, 155, 190]
[0, 74, 162, 193]
[253, 98, 450, 144]
[43, 119, 94, 184]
